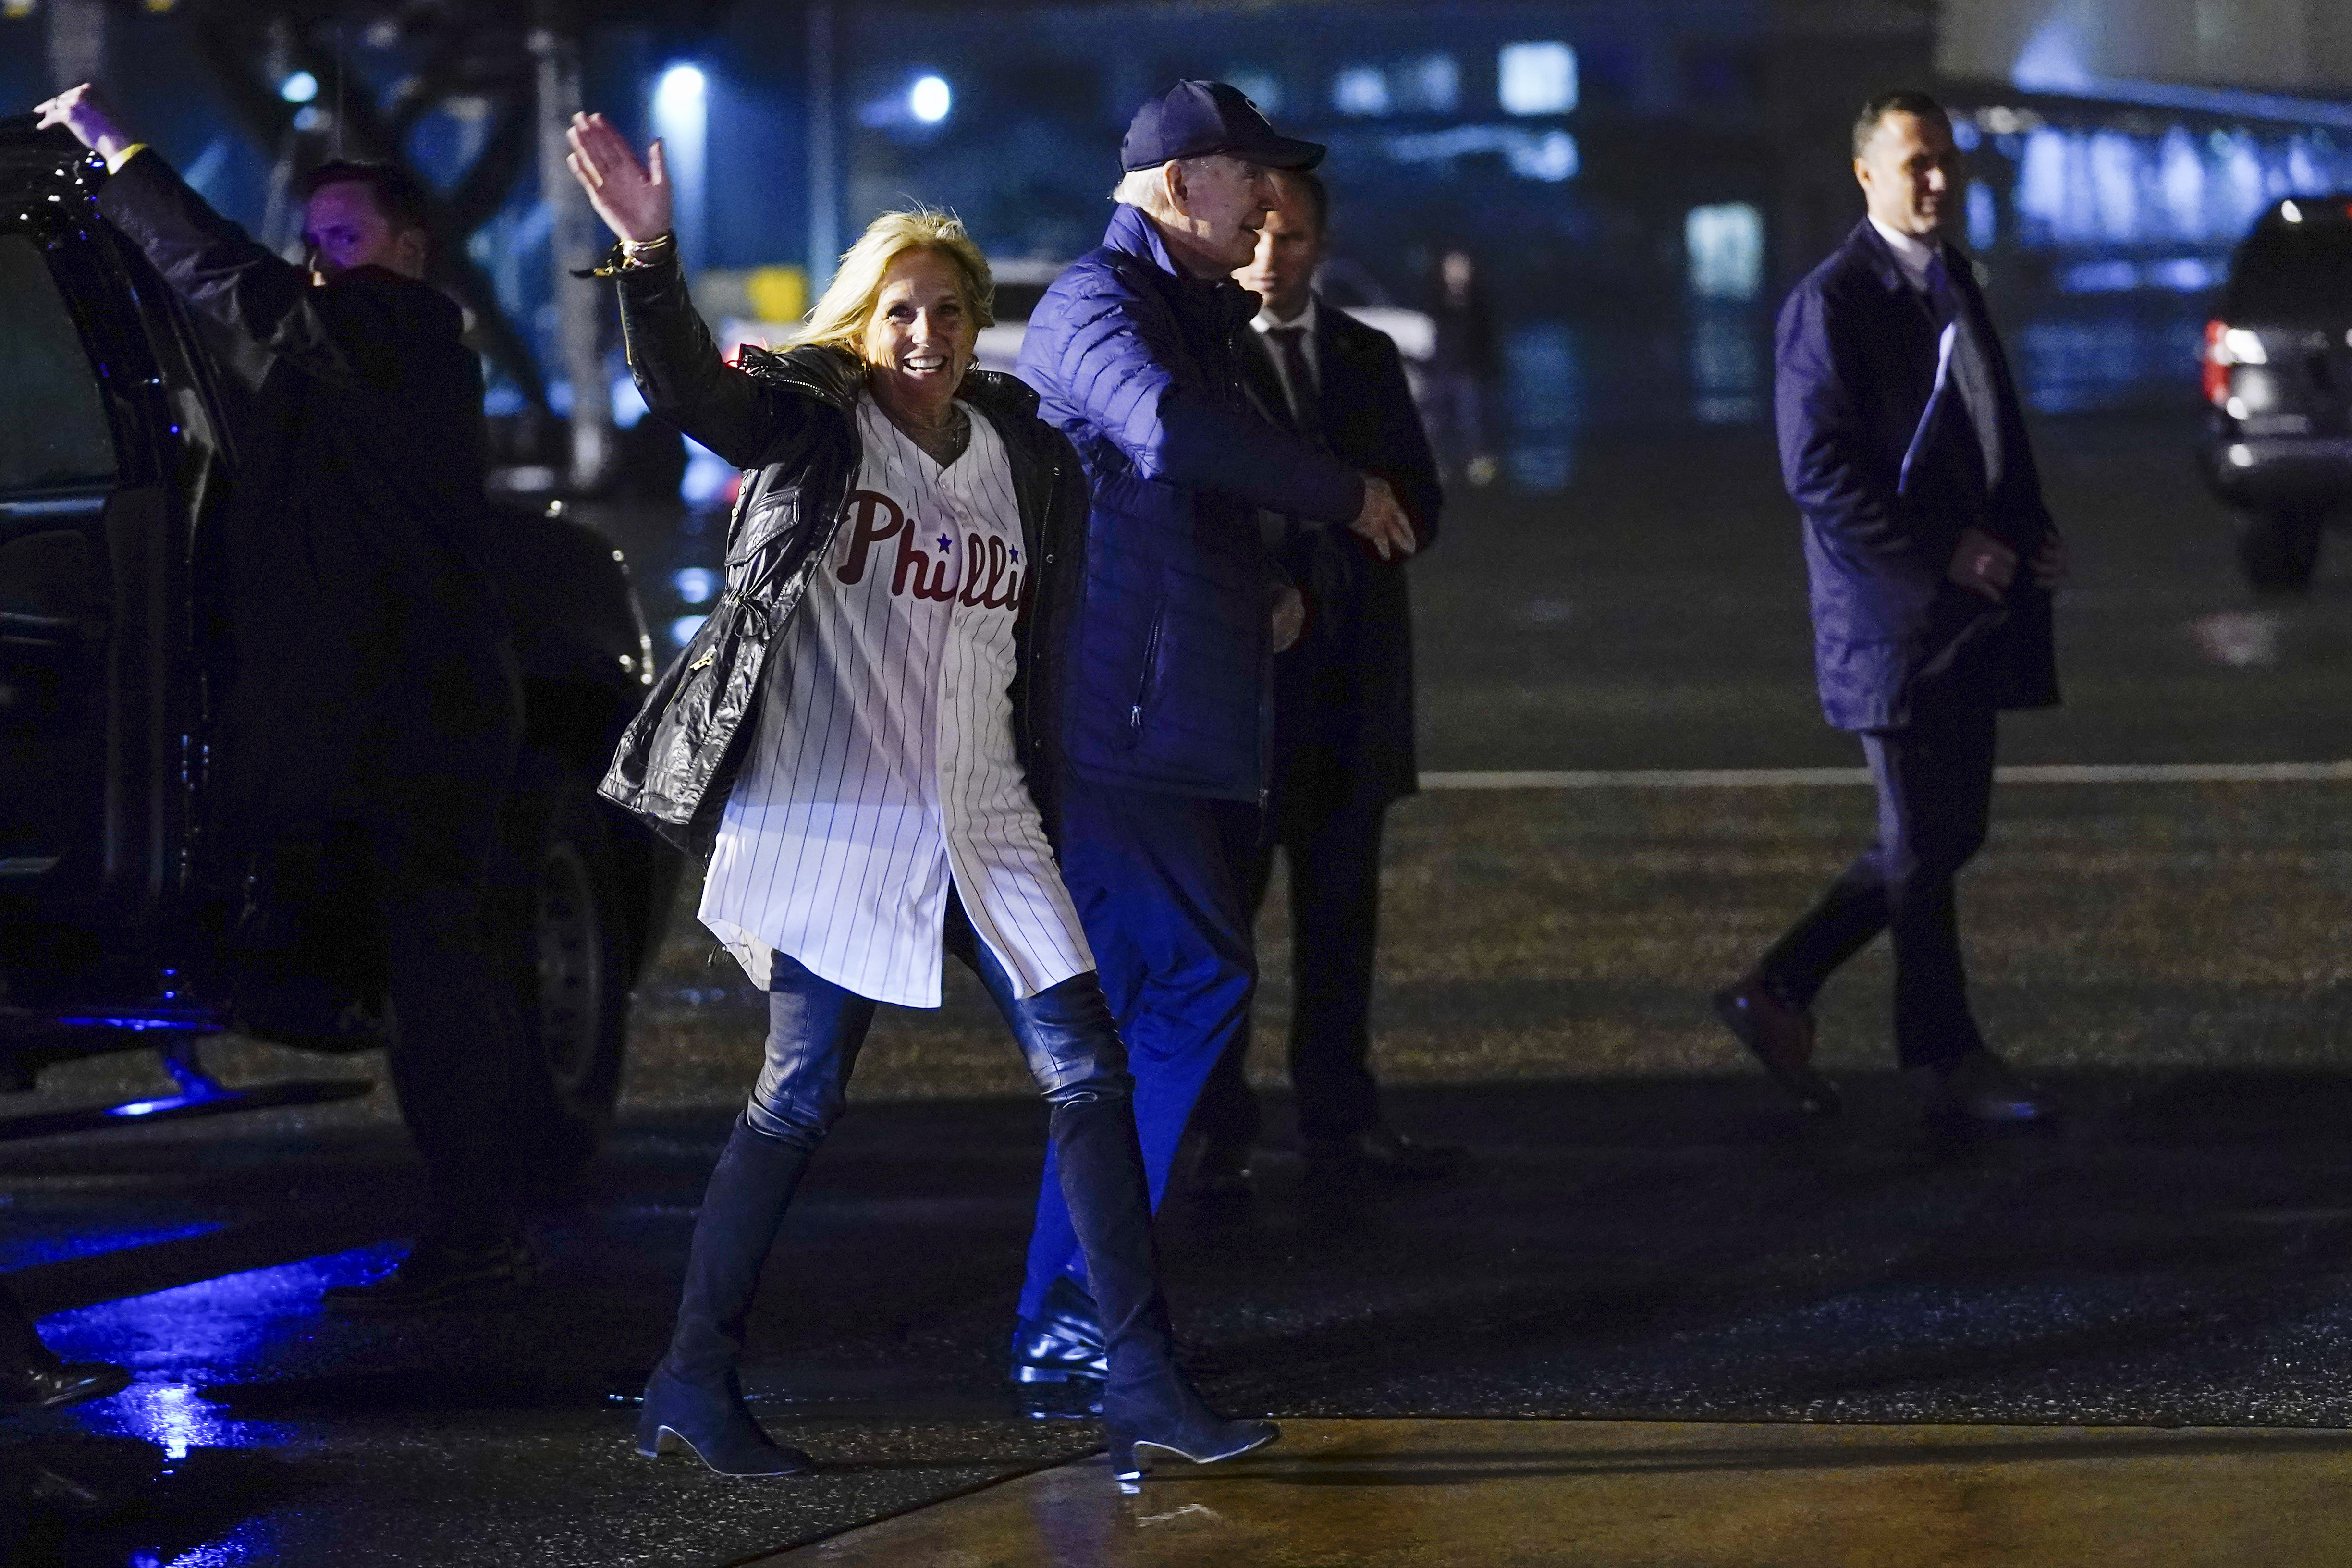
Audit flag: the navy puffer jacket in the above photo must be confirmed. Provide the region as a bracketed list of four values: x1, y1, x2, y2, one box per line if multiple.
[1017, 205, 1366, 802]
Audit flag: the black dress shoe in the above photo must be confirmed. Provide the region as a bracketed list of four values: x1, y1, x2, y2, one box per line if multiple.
[323, 1232, 540, 1314]
[0, 1357, 130, 1409]
[1009, 1274, 1105, 1416]
[1911, 1049, 2059, 1127]
[1713, 975, 1840, 1115]
[1303, 1126, 1468, 1180]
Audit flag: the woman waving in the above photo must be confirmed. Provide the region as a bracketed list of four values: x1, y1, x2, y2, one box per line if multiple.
[565, 113, 1274, 1484]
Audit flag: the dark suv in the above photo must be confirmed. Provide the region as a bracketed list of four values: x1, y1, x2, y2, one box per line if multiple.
[0, 119, 675, 1174]
[2199, 195, 2352, 593]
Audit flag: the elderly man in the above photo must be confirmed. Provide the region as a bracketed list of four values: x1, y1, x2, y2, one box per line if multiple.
[1007, 82, 1416, 1406]
[1188, 167, 1459, 1194]
[1714, 90, 2066, 1127]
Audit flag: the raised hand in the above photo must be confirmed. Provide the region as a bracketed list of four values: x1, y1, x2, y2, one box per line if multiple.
[564, 112, 671, 245]
[33, 83, 134, 166]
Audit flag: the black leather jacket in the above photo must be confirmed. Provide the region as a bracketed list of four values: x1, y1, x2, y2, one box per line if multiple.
[596, 254, 1090, 851]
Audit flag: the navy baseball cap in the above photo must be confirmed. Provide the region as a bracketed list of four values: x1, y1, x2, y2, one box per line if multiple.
[1120, 80, 1325, 172]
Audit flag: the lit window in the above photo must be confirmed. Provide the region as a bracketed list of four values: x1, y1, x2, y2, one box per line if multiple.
[1400, 54, 1459, 114]
[1684, 203, 1763, 301]
[1499, 42, 1576, 116]
[1507, 131, 1579, 183]
[1333, 65, 1391, 117]
[1966, 181, 1997, 252]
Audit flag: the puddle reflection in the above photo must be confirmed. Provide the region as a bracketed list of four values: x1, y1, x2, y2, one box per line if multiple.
[2192, 609, 2286, 668]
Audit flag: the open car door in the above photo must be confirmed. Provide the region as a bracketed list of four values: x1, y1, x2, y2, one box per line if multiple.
[0, 120, 225, 1009]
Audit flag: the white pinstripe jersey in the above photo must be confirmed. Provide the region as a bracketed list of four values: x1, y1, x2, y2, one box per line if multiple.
[698, 393, 1094, 1006]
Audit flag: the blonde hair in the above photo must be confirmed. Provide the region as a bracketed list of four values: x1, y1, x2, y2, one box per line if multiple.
[792, 207, 993, 356]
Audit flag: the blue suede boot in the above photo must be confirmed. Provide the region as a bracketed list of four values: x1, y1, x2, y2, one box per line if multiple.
[636, 1115, 814, 1478]
[1050, 1093, 1278, 1482]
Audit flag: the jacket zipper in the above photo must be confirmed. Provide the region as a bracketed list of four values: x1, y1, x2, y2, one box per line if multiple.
[1019, 459, 1054, 757]
[1129, 609, 1164, 733]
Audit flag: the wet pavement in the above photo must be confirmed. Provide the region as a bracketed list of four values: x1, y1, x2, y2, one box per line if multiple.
[5, 409, 2352, 1563]
[788, 1418, 2352, 1567]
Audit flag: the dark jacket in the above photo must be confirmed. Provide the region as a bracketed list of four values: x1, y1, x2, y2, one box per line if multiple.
[1237, 300, 1440, 811]
[1774, 221, 2059, 731]
[595, 253, 1089, 851]
[1016, 204, 1367, 803]
[95, 150, 516, 822]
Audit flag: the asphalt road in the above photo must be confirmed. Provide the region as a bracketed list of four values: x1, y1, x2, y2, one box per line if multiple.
[6, 408, 2352, 1565]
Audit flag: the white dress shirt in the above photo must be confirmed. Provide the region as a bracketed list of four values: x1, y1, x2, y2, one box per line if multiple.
[698, 393, 1094, 1006]
[1250, 296, 1321, 424]
[1868, 215, 1942, 292]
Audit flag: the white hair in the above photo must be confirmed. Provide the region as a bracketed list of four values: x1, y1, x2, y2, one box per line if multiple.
[1109, 154, 1243, 218]
[1111, 164, 1167, 211]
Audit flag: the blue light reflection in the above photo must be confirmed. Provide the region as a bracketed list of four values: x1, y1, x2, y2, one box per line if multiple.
[41, 1243, 404, 1459]
[0, 1221, 224, 1273]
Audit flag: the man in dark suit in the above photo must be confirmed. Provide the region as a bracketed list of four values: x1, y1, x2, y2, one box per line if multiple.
[1188, 169, 1463, 1188]
[39, 85, 532, 1305]
[1713, 90, 2067, 1127]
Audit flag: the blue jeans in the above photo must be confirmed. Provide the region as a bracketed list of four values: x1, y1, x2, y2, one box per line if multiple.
[1017, 777, 1261, 1319]
[745, 897, 1130, 1151]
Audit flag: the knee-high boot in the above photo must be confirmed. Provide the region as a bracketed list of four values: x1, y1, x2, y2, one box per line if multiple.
[637, 1115, 814, 1477]
[1050, 1091, 1278, 1482]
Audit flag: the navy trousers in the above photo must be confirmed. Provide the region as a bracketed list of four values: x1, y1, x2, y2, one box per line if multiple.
[1017, 775, 1260, 1320]
[1193, 794, 1389, 1149]
[1757, 687, 1998, 1071]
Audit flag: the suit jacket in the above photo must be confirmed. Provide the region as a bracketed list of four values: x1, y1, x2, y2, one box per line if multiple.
[97, 150, 517, 823]
[1774, 221, 2058, 731]
[1238, 298, 1441, 811]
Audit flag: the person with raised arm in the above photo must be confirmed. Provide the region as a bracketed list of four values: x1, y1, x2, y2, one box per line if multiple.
[564, 112, 1275, 1483]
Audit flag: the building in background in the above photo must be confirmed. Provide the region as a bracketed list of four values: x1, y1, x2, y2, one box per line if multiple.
[5, 0, 2347, 489]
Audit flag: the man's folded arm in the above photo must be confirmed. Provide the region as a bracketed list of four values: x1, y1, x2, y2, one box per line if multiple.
[1045, 292, 1365, 525]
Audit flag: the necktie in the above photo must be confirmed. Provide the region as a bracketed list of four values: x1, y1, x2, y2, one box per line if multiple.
[1922, 250, 1961, 328]
[1923, 250, 2004, 494]
[1269, 326, 1321, 439]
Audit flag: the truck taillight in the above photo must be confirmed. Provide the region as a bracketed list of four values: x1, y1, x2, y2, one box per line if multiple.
[2203, 320, 2268, 408]
[2203, 319, 2230, 405]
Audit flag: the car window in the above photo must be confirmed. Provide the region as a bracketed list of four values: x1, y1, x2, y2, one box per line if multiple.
[2226, 222, 2352, 322]
[0, 235, 118, 497]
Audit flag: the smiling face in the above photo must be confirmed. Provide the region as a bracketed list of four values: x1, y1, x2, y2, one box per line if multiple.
[859, 247, 979, 421]
[1854, 110, 1960, 240]
[302, 181, 428, 282]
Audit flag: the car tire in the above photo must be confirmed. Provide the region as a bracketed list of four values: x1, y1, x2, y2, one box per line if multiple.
[498, 754, 632, 1191]
[2233, 509, 2324, 596]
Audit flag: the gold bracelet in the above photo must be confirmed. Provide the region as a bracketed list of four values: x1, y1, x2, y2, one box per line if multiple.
[578, 232, 676, 280]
